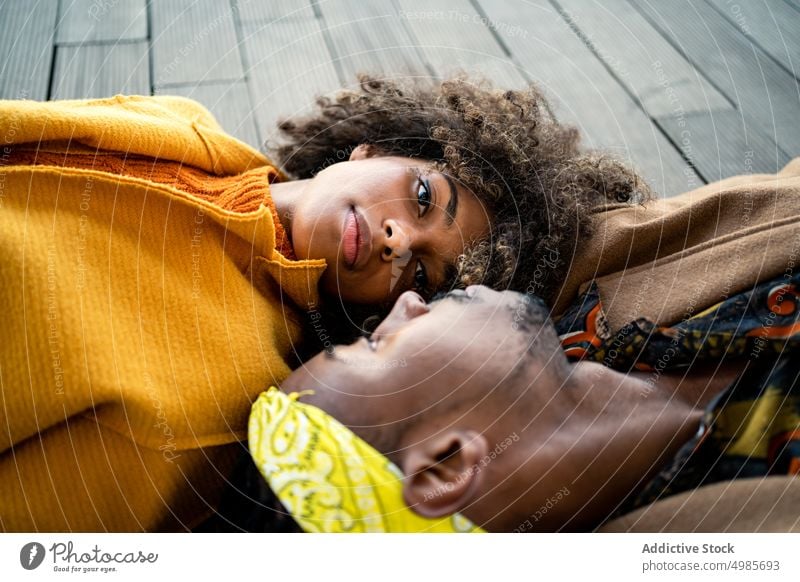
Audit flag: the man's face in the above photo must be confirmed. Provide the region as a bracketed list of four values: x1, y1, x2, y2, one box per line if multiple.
[290, 156, 490, 305]
[283, 286, 538, 448]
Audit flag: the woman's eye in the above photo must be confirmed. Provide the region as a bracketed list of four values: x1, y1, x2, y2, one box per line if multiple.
[416, 179, 432, 216]
[413, 261, 429, 293]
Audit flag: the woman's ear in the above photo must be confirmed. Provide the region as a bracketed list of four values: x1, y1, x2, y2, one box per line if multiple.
[349, 144, 376, 161]
[400, 429, 489, 518]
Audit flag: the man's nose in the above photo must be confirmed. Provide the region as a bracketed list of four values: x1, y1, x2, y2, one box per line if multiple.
[395, 290, 429, 319]
[372, 290, 429, 336]
[381, 218, 411, 262]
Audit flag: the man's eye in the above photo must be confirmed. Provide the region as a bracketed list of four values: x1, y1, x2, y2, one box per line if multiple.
[413, 261, 429, 293]
[417, 179, 432, 216]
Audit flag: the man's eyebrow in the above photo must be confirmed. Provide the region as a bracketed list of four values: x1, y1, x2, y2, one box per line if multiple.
[442, 173, 459, 227]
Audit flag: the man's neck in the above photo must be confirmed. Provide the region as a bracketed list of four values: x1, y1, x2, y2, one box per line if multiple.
[643, 358, 750, 410]
[486, 359, 746, 531]
[558, 362, 702, 528]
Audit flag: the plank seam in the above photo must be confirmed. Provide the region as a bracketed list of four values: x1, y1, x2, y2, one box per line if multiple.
[467, 0, 513, 58]
[229, 0, 263, 149]
[703, 0, 800, 84]
[549, 0, 706, 183]
[310, 0, 347, 85]
[627, 0, 739, 110]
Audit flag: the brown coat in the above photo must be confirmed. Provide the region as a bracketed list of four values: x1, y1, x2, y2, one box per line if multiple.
[600, 476, 800, 532]
[554, 158, 800, 331]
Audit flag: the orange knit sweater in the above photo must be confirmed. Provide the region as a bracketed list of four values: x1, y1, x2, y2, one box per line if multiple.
[8, 149, 297, 259]
[0, 96, 326, 531]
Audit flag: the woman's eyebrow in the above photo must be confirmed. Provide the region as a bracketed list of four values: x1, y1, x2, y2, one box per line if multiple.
[441, 173, 459, 227]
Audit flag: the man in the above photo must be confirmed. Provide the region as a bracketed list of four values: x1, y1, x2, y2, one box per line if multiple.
[233, 276, 799, 532]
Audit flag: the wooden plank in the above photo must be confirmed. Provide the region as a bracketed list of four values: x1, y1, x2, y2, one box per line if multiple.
[315, 0, 430, 80]
[50, 41, 150, 99]
[555, 0, 732, 116]
[234, 0, 313, 23]
[654, 107, 793, 183]
[240, 15, 341, 144]
[56, 0, 147, 44]
[0, 0, 58, 100]
[706, 0, 800, 79]
[477, 0, 701, 197]
[634, 0, 800, 157]
[553, 0, 788, 181]
[658, 109, 791, 181]
[396, 0, 528, 88]
[155, 81, 261, 149]
[151, 0, 244, 87]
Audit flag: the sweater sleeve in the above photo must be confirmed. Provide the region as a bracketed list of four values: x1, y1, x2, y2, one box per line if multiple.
[0, 95, 269, 175]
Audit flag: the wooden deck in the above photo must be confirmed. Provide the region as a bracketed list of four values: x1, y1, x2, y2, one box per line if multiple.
[1, 0, 798, 196]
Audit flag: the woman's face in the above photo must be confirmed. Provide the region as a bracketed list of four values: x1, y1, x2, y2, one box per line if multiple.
[291, 149, 491, 305]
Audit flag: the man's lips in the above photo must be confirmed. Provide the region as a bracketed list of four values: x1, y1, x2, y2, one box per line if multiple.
[342, 207, 372, 269]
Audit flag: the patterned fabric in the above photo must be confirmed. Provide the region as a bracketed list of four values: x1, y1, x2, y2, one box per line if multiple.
[248, 387, 484, 533]
[556, 272, 800, 513]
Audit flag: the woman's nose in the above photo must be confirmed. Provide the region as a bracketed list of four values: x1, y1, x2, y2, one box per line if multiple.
[381, 218, 411, 262]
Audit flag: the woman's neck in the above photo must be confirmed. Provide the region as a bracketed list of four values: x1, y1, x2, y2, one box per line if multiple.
[269, 179, 310, 241]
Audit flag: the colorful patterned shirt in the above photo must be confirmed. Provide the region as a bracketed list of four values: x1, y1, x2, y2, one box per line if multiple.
[555, 271, 800, 514]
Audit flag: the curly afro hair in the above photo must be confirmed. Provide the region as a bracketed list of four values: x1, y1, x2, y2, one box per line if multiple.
[271, 75, 651, 350]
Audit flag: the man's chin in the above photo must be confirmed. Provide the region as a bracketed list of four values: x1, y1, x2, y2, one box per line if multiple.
[279, 366, 311, 394]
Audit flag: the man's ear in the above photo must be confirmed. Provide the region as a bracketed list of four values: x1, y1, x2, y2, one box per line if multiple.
[349, 144, 376, 161]
[400, 429, 488, 518]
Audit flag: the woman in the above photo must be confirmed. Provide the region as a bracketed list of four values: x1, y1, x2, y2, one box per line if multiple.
[0, 76, 643, 532]
[274, 75, 648, 349]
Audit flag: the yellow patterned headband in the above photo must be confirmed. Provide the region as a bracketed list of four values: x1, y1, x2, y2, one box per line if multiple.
[248, 387, 484, 533]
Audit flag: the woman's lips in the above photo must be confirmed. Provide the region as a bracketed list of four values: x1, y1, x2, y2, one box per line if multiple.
[342, 208, 359, 268]
[342, 207, 372, 270]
